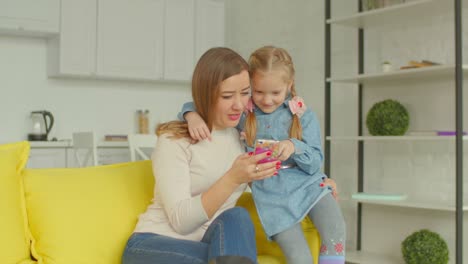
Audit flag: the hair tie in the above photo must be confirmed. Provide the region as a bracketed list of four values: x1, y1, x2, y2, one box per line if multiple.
[244, 97, 255, 113]
[288, 96, 306, 118]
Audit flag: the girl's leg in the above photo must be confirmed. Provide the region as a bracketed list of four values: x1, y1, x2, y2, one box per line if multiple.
[122, 232, 208, 264]
[202, 207, 258, 264]
[308, 193, 346, 264]
[272, 223, 313, 264]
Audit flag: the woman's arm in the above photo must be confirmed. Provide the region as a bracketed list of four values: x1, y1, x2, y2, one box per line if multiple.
[201, 151, 279, 218]
[153, 135, 279, 234]
[152, 135, 207, 235]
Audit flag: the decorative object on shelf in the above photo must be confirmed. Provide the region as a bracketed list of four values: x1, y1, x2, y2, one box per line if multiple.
[361, 0, 405, 11]
[400, 60, 441, 70]
[382, 61, 393, 72]
[361, 0, 380, 10]
[436, 130, 467, 136]
[401, 229, 449, 264]
[366, 99, 409, 135]
[352, 192, 407, 201]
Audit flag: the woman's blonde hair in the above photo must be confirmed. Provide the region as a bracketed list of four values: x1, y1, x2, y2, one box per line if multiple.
[157, 47, 249, 138]
[244, 46, 303, 147]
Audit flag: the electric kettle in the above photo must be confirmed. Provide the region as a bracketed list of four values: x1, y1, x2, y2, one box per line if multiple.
[28, 111, 54, 141]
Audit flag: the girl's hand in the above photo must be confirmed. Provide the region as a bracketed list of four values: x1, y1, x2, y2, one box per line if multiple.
[276, 140, 295, 161]
[185, 112, 212, 142]
[228, 151, 280, 185]
[320, 178, 339, 200]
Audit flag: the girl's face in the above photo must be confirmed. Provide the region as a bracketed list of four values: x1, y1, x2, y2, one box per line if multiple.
[212, 70, 251, 130]
[251, 71, 292, 114]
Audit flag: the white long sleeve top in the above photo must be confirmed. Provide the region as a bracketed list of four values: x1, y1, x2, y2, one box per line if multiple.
[134, 128, 247, 241]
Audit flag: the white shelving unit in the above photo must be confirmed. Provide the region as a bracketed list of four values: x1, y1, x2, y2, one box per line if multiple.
[327, 135, 468, 141]
[325, 0, 465, 263]
[352, 197, 468, 212]
[327, 0, 450, 28]
[346, 250, 403, 264]
[327, 64, 468, 85]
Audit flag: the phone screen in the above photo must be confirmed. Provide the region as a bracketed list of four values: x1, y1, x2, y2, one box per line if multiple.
[254, 139, 279, 164]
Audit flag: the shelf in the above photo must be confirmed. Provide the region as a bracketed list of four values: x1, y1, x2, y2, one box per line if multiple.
[326, 135, 468, 141]
[327, 64, 468, 85]
[346, 250, 402, 264]
[327, 0, 450, 28]
[353, 197, 468, 212]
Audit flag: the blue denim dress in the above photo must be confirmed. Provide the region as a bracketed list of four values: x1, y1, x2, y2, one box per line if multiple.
[238, 98, 330, 238]
[179, 98, 330, 239]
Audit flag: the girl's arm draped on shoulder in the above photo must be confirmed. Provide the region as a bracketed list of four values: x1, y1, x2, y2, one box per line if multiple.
[289, 109, 324, 175]
[152, 134, 208, 235]
[177, 101, 212, 141]
[177, 102, 196, 121]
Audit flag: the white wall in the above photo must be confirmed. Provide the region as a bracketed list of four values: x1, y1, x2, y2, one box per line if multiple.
[0, 35, 192, 143]
[225, 0, 325, 135]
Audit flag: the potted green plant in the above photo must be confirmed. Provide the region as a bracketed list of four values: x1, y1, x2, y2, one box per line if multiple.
[366, 99, 409, 136]
[401, 229, 449, 264]
[382, 61, 393, 72]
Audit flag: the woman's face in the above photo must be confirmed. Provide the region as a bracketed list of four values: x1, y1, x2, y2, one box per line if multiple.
[212, 70, 250, 130]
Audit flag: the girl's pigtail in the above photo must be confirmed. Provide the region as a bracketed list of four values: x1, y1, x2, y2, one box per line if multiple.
[289, 115, 303, 141]
[244, 112, 257, 147]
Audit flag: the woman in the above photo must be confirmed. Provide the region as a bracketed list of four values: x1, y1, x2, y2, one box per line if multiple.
[122, 47, 280, 264]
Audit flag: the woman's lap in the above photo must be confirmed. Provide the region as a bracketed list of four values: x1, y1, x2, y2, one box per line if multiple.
[122, 207, 257, 264]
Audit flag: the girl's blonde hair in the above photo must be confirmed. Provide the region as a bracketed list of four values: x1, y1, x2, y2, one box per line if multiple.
[156, 47, 249, 139]
[244, 46, 303, 147]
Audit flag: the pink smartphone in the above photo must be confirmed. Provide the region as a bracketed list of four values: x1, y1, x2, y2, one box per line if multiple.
[254, 139, 280, 164]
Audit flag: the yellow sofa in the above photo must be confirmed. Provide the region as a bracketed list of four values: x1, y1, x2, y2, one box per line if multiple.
[1, 141, 319, 264]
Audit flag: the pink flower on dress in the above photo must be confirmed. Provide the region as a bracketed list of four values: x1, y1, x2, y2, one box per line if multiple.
[244, 97, 255, 113]
[288, 96, 307, 117]
[334, 242, 344, 253]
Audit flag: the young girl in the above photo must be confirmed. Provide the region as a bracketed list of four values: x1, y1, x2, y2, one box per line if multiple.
[180, 46, 346, 264]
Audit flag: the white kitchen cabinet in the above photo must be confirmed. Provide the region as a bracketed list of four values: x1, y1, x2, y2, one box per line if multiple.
[97, 0, 164, 80]
[0, 0, 60, 37]
[164, 0, 195, 81]
[27, 147, 68, 169]
[164, 0, 225, 81]
[47, 0, 97, 77]
[47, 0, 224, 82]
[195, 0, 225, 61]
[66, 147, 131, 167]
[97, 147, 131, 165]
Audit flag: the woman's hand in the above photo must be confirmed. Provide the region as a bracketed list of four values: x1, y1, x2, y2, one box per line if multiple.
[320, 177, 339, 200]
[185, 112, 212, 142]
[276, 140, 295, 161]
[227, 151, 280, 185]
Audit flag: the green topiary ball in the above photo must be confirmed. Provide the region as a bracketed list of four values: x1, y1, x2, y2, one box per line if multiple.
[366, 99, 409, 135]
[402, 229, 449, 264]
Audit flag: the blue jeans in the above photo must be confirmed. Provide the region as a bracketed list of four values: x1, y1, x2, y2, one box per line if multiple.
[122, 207, 257, 264]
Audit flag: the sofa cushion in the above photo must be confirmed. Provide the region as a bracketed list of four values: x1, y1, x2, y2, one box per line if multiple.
[0, 141, 36, 264]
[23, 160, 154, 264]
[236, 192, 320, 264]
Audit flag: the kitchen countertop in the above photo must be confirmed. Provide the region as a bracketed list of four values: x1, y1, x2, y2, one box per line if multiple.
[29, 140, 129, 148]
